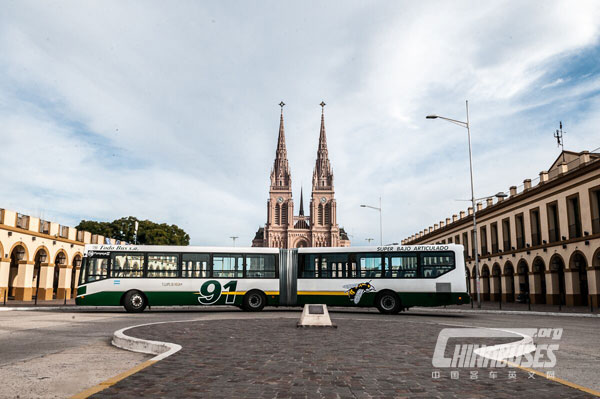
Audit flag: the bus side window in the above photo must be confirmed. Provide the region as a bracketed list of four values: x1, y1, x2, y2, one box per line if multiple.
[182, 253, 209, 278]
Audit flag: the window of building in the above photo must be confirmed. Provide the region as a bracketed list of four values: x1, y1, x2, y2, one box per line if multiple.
[471, 230, 476, 258]
[182, 253, 209, 278]
[502, 218, 511, 251]
[325, 203, 331, 225]
[590, 186, 600, 234]
[359, 254, 383, 278]
[281, 204, 288, 225]
[530, 208, 541, 246]
[111, 253, 144, 278]
[547, 202, 560, 243]
[387, 254, 417, 278]
[246, 255, 276, 278]
[480, 226, 488, 255]
[212, 255, 243, 278]
[490, 222, 499, 254]
[147, 254, 179, 277]
[455, 235, 460, 244]
[567, 195, 582, 239]
[275, 204, 281, 225]
[515, 213, 525, 249]
[420, 252, 455, 278]
[448, 237, 453, 243]
[462, 232, 469, 259]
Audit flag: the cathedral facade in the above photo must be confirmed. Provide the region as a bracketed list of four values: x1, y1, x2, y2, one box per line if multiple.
[252, 104, 350, 248]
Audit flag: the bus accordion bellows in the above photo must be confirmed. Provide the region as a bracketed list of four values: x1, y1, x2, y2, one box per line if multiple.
[76, 244, 470, 313]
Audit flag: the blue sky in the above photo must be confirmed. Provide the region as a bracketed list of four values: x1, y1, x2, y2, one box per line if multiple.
[1, 1, 599, 246]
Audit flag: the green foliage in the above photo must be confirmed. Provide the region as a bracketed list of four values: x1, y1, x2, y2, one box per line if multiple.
[76, 217, 190, 245]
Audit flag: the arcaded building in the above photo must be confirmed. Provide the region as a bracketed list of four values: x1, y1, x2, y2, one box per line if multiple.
[252, 105, 350, 248]
[402, 150, 600, 307]
[0, 209, 119, 301]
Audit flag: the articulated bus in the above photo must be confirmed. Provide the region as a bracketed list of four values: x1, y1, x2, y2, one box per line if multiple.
[76, 244, 470, 313]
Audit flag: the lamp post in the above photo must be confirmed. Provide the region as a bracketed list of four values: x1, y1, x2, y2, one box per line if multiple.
[365, 238, 375, 244]
[230, 236, 239, 247]
[427, 101, 486, 308]
[360, 197, 383, 246]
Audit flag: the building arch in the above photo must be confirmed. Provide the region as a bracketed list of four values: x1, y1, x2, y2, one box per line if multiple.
[0, 240, 4, 259]
[295, 239, 308, 248]
[53, 250, 68, 299]
[503, 261, 515, 302]
[568, 251, 589, 306]
[8, 243, 28, 298]
[491, 263, 502, 302]
[9, 241, 30, 262]
[468, 265, 477, 297]
[465, 267, 470, 295]
[32, 246, 50, 300]
[481, 264, 490, 301]
[549, 254, 566, 306]
[71, 253, 83, 295]
[516, 259, 529, 300]
[532, 256, 546, 304]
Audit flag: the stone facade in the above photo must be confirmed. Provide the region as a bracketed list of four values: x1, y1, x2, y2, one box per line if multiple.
[0, 209, 119, 301]
[252, 105, 350, 248]
[402, 150, 600, 307]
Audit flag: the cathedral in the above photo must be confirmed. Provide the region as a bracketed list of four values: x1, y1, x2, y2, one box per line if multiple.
[252, 103, 350, 248]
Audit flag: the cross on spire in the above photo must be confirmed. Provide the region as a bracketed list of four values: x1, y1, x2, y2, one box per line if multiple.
[279, 101, 285, 112]
[320, 101, 326, 114]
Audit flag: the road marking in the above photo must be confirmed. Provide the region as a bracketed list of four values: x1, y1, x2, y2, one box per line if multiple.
[70, 360, 157, 399]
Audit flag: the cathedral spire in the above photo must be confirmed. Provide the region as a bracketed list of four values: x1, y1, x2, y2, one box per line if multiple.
[271, 101, 291, 189]
[313, 101, 333, 190]
[299, 186, 305, 216]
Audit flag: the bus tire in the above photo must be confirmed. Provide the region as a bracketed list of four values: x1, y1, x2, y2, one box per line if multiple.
[375, 291, 401, 314]
[242, 290, 266, 312]
[123, 290, 147, 313]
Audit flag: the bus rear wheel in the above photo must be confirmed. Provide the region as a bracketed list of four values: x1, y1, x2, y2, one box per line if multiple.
[376, 291, 401, 314]
[123, 290, 147, 313]
[242, 290, 266, 312]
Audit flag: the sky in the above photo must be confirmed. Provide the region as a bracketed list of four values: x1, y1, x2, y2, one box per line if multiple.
[1, 0, 600, 246]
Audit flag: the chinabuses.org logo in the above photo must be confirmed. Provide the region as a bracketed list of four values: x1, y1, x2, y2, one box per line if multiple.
[432, 327, 562, 369]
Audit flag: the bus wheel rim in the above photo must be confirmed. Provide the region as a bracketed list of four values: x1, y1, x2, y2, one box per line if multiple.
[381, 295, 395, 310]
[132, 294, 143, 308]
[250, 294, 261, 307]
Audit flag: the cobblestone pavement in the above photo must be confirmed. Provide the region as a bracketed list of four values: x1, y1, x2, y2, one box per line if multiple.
[92, 317, 592, 399]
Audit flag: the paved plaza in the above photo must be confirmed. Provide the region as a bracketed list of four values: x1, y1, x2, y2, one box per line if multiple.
[1, 307, 599, 398]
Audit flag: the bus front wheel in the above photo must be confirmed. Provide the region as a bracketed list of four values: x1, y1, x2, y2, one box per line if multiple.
[242, 290, 266, 312]
[123, 290, 147, 313]
[375, 291, 401, 314]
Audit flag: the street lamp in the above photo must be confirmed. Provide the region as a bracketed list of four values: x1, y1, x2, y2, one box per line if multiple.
[230, 236, 239, 247]
[360, 197, 382, 245]
[427, 100, 488, 308]
[365, 238, 375, 244]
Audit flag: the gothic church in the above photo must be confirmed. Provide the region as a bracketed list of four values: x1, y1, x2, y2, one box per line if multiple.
[252, 103, 350, 248]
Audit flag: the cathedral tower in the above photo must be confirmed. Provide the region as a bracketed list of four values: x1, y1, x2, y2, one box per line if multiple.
[253, 102, 349, 248]
[309, 102, 339, 247]
[265, 102, 294, 248]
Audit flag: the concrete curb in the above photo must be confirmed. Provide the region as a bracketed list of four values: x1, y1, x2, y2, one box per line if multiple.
[112, 320, 189, 361]
[411, 307, 600, 318]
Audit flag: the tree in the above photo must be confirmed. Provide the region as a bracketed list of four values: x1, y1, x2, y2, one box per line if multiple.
[76, 217, 190, 245]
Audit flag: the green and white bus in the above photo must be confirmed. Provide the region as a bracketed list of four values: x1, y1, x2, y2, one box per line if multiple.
[76, 244, 470, 313]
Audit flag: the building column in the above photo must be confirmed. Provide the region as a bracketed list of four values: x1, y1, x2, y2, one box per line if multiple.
[72, 267, 81, 295]
[545, 270, 560, 305]
[564, 268, 580, 306]
[587, 266, 600, 308]
[501, 274, 513, 302]
[490, 277, 501, 301]
[512, 274, 521, 302]
[0, 259, 10, 300]
[14, 261, 34, 301]
[528, 272, 538, 304]
[480, 276, 489, 301]
[56, 265, 73, 299]
[37, 263, 55, 301]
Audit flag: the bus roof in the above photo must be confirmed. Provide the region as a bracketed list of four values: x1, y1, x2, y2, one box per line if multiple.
[84, 243, 463, 255]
